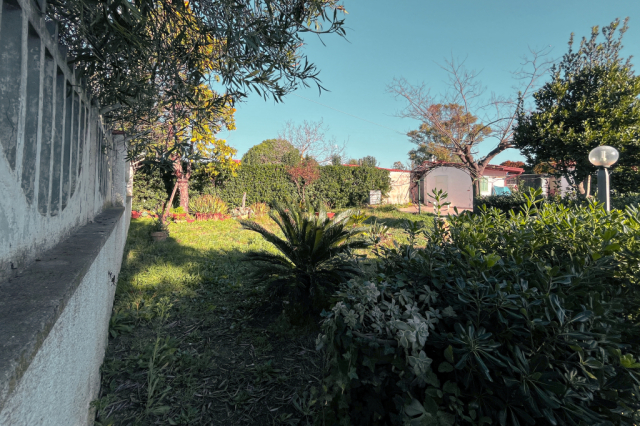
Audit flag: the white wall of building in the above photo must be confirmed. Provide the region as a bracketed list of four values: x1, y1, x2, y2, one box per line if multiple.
[383, 170, 411, 204]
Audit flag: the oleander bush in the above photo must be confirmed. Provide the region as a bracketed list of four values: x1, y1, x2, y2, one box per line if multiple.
[318, 190, 640, 426]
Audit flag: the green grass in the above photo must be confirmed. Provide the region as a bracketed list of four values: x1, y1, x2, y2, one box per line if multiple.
[93, 208, 433, 425]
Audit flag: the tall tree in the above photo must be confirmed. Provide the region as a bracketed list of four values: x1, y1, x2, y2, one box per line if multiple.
[48, 0, 347, 162]
[389, 52, 550, 196]
[514, 18, 640, 194]
[278, 119, 347, 165]
[408, 119, 468, 164]
[358, 156, 378, 167]
[242, 139, 301, 166]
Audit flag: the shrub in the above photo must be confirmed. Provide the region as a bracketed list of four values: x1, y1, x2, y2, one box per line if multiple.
[318, 191, 640, 426]
[473, 191, 532, 214]
[132, 166, 172, 212]
[214, 164, 297, 207]
[240, 203, 371, 313]
[241, 139, 301, 166]
[612, 192, 640, 210]
[188, 195, 227, 214]
[249, 202, 270, 217]
[309, 165, 391, 208]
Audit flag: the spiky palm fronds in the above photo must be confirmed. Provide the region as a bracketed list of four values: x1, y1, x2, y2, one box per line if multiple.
[240, 202, 370, 310]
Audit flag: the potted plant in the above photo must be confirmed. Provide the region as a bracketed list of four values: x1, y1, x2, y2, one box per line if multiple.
[150, 219, 169, 242]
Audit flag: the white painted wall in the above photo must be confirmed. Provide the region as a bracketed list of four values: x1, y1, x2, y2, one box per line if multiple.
[422, 167, 473, 209]
[0, 0, 130, 423]
[383, 171, 411, 204]
[0, 211, 128, 426]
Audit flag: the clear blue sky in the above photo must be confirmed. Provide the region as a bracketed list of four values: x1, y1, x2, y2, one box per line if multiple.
[216, 0, 640, 168]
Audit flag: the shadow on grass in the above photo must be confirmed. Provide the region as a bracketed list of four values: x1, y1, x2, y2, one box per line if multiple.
[94, 219, 324, 426]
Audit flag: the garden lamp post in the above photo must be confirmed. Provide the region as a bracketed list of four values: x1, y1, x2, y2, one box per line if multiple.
[588, 146, 619, 212]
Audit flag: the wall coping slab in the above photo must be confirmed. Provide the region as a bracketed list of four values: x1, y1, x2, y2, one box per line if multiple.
[0, 207, 124, 411]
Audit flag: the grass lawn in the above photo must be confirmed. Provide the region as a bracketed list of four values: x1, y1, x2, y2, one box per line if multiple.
[93, 207, 434, 426]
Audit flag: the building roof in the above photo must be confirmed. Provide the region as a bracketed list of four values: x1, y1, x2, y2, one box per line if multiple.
[418, 161, 525, 176]
[341, 164, 410, 173]
[342, 162, 524, 175]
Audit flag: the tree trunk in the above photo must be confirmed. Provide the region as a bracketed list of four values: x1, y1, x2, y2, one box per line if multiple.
[472, 178, 481, 199]
[174, 160, 192, 213]
[178, 176, 189, 212]
[161, 181, 179, 224]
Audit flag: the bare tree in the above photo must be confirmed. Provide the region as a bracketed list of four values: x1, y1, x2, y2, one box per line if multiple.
[388, 50, 551, 196]
[278, 119, 347, 165]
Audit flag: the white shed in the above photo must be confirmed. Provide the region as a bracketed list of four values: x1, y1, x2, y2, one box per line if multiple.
[421, 166, 473, 210]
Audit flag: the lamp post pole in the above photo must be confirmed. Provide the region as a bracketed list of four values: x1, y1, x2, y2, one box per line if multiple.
[588, 146, 619, 213]
[597, 167, 611, 212]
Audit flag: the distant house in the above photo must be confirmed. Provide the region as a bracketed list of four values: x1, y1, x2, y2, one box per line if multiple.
[342, 164, 412, 204]
[411, 162, 525, 209]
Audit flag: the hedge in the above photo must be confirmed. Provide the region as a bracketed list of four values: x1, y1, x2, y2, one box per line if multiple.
[132, 164, 392, 209]
[318, 191, 640, 425]
[210, 164, 297, 207]
[475, 191, 640, 214]
[308, 166, 391, 208]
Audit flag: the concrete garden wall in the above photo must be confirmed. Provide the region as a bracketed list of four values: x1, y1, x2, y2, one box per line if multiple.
[0, 0, 130, 424]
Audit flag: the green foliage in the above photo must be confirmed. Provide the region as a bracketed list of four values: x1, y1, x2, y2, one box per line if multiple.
[170, 206, 185, 214]
[474, 191, 532, 214]
[241, 139, 301, 166]
[348, 210, 369, 226]
[240, 203, 371, 313]
[358, 156, 379, 167]
[475, 191, 640, 215]
[132, 166, 173, 212]
[214, 164, 297, 207]
[308, 165, 391, 208]
[612, 192, 640, 210]
[514, 18, 640, 193]
[151, 219, 169, 233]
[248, 202, 270, 217]
[188, 194, 228, 214]
[210, 164, 391, 208]
[318, 190, 640, 425]
[408, 122, 463, 163]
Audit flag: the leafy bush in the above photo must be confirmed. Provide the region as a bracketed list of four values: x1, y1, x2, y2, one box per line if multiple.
[309, 165, 391, 208]
[240, 203, 371, 313]
[473, 191, 532, 214]
[214, 164, 297, 207]
[318, 191, 640, 426]
[132, 166, 172, 212]
[241, 139, 301, 166]
[612, 192, 640, 210]
[188, 195, 227, 214]
[249, 202, 270, 217]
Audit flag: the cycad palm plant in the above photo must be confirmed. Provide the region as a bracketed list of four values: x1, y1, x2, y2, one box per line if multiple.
[240, 203, 370, 312]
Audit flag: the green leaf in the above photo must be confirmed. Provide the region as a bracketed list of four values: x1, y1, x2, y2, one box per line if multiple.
[444, 345, 454, 363]
[438, 362, 454, 373]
